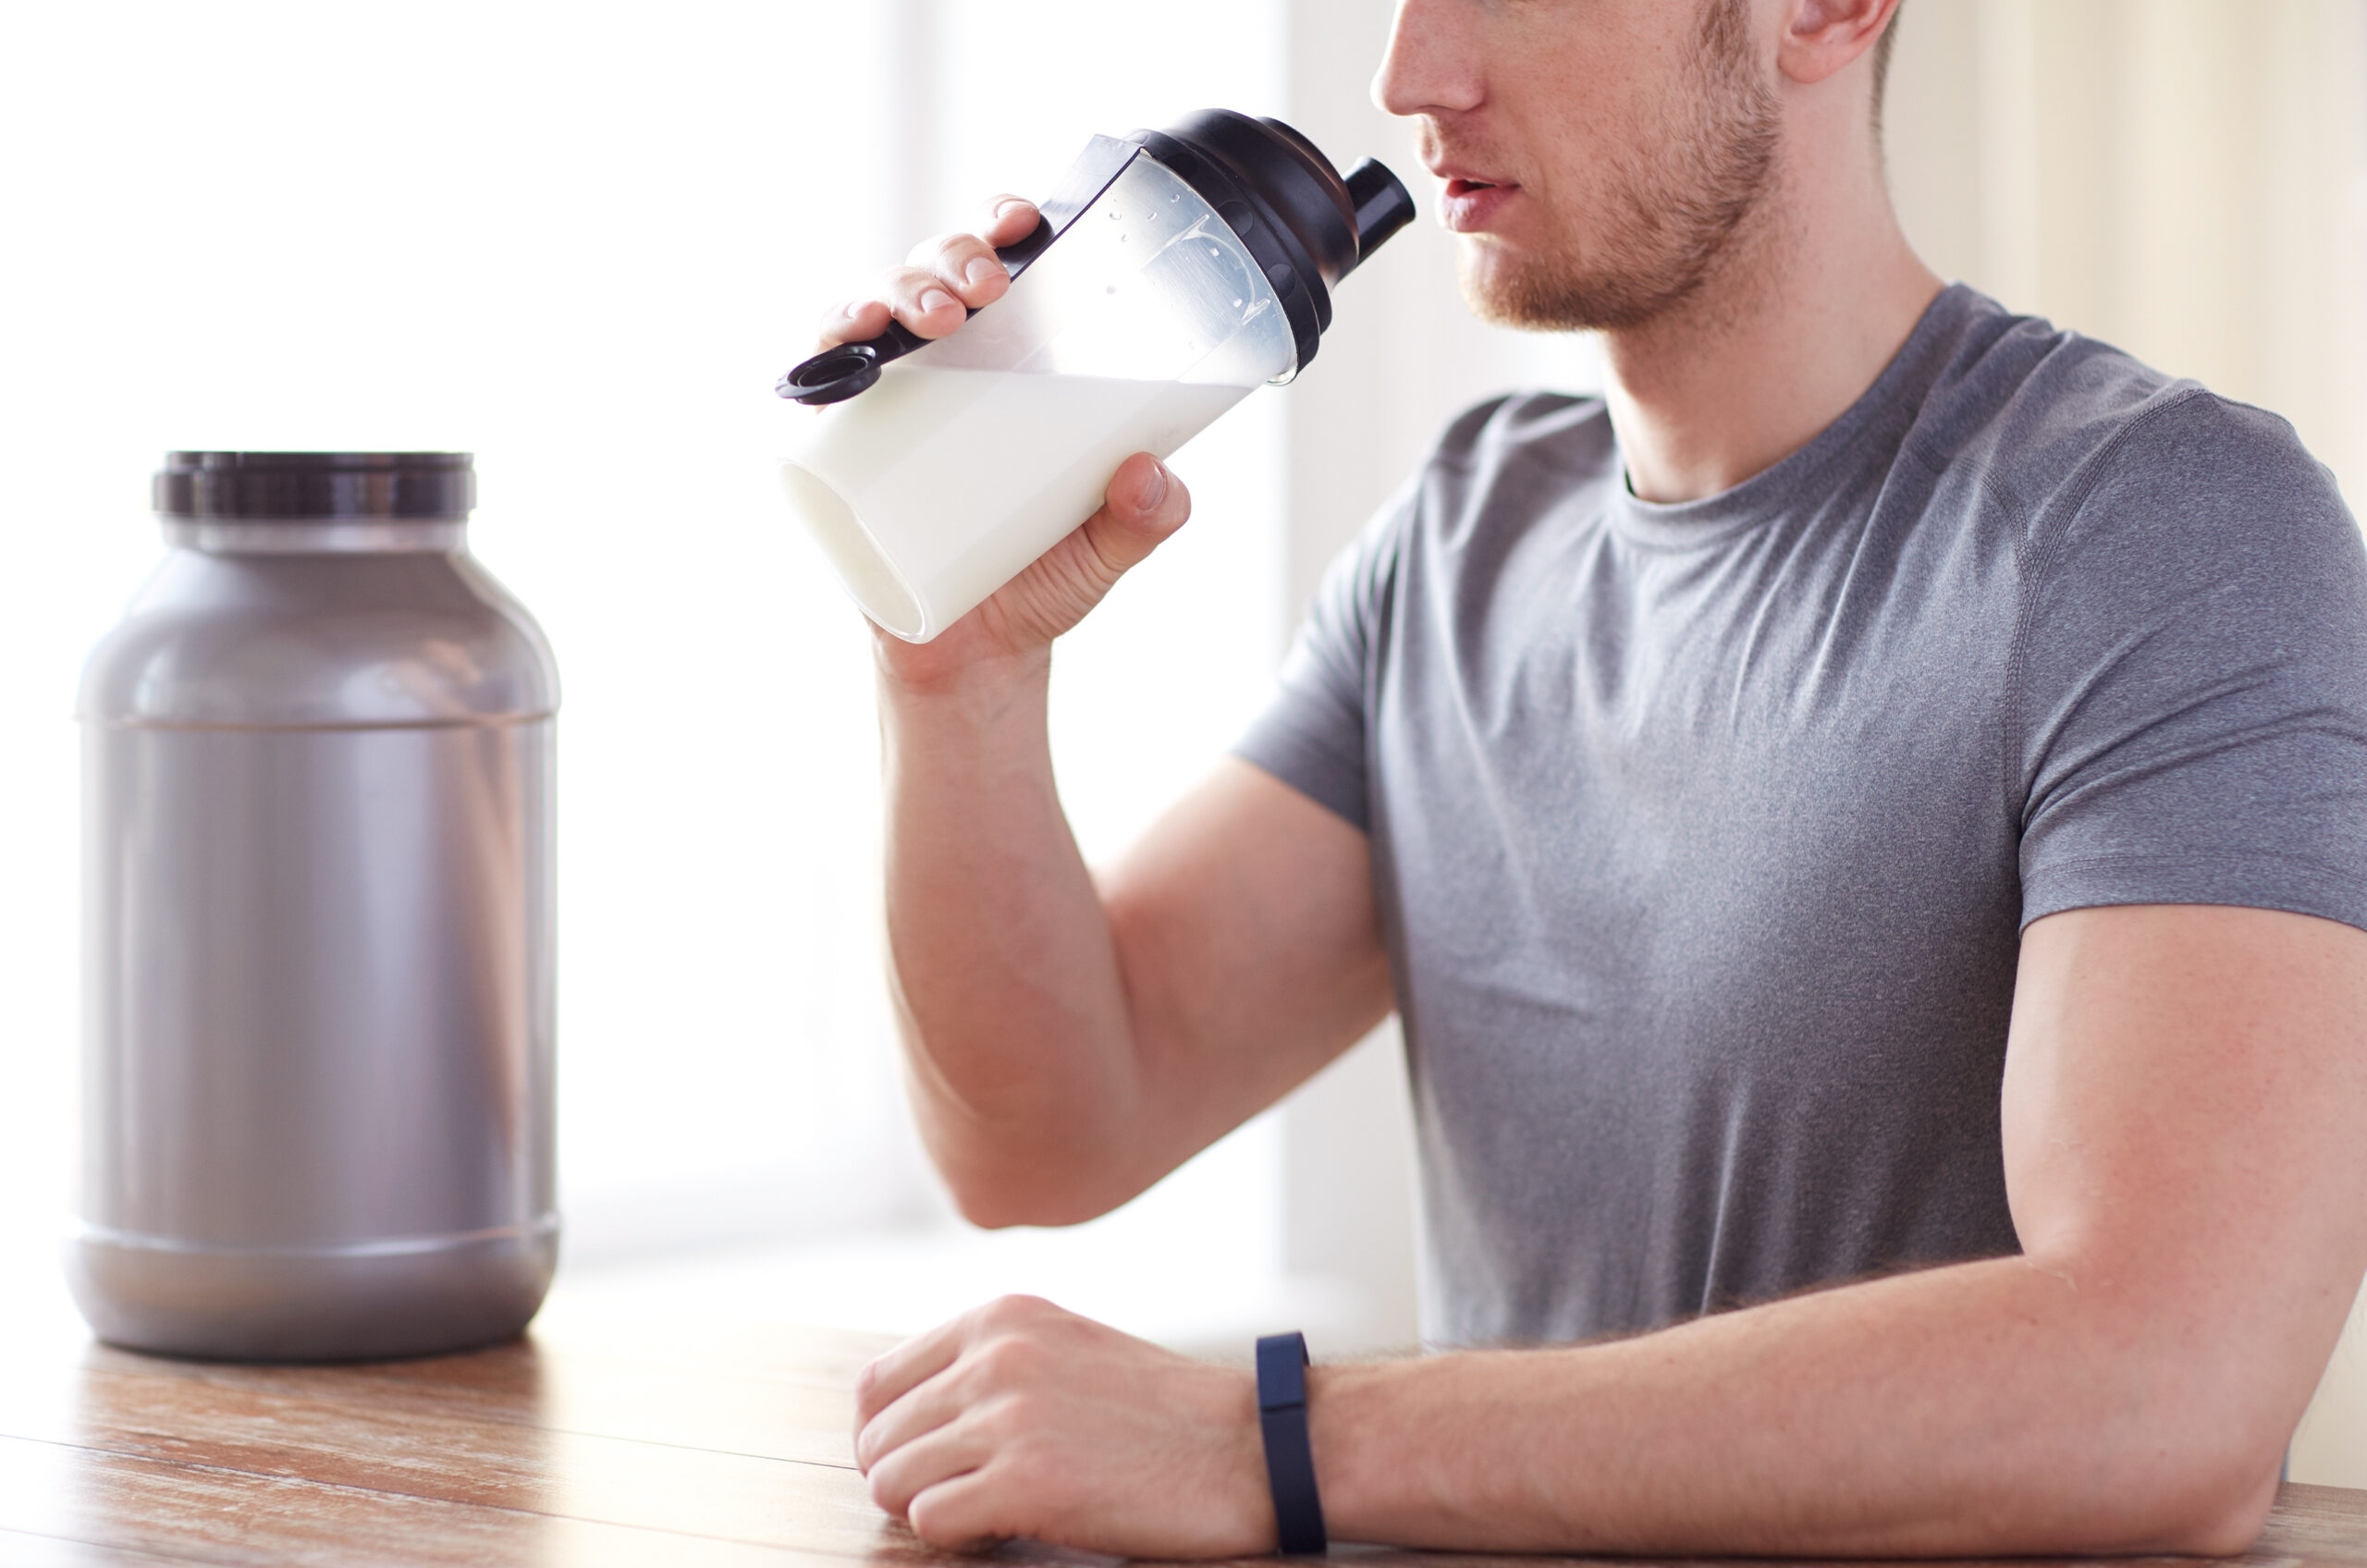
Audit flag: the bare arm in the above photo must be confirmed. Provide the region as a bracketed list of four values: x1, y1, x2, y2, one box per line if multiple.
[1298, 903, 2367, 1555]
[852, 902, 2367, 1556]
[840, 202, 1391, 1228]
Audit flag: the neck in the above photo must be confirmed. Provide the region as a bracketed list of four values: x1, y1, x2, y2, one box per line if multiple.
[1600, 127, 1942, 505]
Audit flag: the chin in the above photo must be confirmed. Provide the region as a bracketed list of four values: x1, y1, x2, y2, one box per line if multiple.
[1457, 240, 1585, 332]
[1455, 241, 1537, 326]
[1456, 237, 1699, 335]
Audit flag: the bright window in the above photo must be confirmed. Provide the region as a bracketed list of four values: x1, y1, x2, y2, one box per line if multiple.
[0, 0, 1293, 1285]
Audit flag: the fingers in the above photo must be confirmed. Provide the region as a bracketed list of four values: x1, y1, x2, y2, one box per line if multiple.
[901, 1466, 1016, 1551]
[982, 194, 1041, 248]
[853, 1312, 975, 1431]
[815, 298, 893, 352]
[814, 193, 1043, 355]
[1075, 452, 1192, 585]
[865, 1403, 1000, 1522]
[855, 1346, 976, 1471]
[811, 250, 988, 353]
[971, 454, 1193, 650]
[901, 230, 1016, 308]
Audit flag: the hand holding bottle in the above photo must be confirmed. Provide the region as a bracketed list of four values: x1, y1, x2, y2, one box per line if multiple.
[813, 194, 1196, 691]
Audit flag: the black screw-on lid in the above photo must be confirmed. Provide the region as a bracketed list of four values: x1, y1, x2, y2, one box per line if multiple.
[1132, 110, 1416, 377]
[154, 452, 475, 521]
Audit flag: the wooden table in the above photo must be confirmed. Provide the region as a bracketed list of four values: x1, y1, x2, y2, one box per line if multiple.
[3, 1288, 2364, 1567]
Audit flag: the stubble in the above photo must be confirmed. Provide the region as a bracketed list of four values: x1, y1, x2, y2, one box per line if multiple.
[1464, 0, 1784, 333]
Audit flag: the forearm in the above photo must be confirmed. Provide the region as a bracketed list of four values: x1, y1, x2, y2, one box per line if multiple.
[1313, 1253, 2288, 1557]
[879, 650, 1145, 1222]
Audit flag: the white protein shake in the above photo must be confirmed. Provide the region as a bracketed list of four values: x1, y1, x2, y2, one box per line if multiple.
[781, 362, 1248, 642]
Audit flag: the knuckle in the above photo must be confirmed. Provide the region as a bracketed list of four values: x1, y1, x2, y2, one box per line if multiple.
[983, 1386, 1042, 1437]
[976, 1292, 1048, 1329]
[903, 230, 965, 267]
[973, 1333, 1042, 1385]
[1001, 1440, 1080, 1525]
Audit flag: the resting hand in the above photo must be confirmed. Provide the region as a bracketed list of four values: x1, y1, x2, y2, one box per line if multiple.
[852, 1294, 1274, 1557]
[813, 197, 1196, 688]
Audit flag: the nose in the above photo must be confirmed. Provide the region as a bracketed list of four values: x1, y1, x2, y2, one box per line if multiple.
[1371, 0, 1484, 118]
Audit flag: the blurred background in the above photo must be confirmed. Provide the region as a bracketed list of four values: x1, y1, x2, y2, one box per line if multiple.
[0, 0, 2360, 1483]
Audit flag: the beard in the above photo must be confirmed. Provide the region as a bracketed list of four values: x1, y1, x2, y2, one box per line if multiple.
[1462, 0, 1783, 332]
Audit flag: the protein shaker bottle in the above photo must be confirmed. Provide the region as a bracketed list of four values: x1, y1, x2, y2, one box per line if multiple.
[71, 453, 559, 1361]
[777, 108, 1417, 643]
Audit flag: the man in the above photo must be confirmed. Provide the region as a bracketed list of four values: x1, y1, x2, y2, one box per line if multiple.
[816, 0, 2367, 1556]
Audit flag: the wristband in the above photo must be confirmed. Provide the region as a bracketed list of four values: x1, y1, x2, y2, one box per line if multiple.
[1255, 1331, 1329, 1555]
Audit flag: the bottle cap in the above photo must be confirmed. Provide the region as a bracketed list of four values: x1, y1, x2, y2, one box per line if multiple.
[154, 453, 475, 521]
[1130, 110, 1415, 378]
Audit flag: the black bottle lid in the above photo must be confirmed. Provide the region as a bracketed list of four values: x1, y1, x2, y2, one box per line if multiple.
[154, 452, 475, 521]
[1126, 110, 1413, 380]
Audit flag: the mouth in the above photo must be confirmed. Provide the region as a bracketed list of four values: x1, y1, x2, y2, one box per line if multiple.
[1438, 177, 1519, 234]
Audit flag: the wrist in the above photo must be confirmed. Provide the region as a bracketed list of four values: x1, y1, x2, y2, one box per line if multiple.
[1256, 1332, 1328, 1553]
[1302, 1356, 1416, 1548]
[875, 633, 1050, 709]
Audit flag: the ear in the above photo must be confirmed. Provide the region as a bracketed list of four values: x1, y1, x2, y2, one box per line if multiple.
[1776, 0, 1900, 87]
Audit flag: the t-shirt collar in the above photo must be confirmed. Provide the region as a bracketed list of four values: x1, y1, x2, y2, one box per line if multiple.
[1605, 283, 1982, 550]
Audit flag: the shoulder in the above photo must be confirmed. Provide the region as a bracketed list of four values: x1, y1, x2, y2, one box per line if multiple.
[1398, 390, 1621, 555]
[1907, 293, 2351, 561]
[1305, 390, 1617, 653]
[1428, 389, 1618, 483]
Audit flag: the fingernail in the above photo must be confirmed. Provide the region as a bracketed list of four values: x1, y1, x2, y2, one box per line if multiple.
[994, 197, 1029, 219]
[835, 300, 864, 319]
[1136, 460, 1169, 511]
[963, 255, 1002, 288]
[917, 287, 958, 313]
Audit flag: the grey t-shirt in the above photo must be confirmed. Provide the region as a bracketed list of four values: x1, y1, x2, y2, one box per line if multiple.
[1233, 285, 2367, 1349]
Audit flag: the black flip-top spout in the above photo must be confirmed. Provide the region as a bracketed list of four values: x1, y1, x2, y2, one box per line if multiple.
[1346, 157, 1418, 262]
[778, 111, 1416, 406]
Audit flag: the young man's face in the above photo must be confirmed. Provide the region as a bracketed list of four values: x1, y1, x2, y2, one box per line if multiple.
[1374, 0, 1784, 332]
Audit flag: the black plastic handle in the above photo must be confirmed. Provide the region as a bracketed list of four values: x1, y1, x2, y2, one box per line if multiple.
[778, 138, 1140, 407]
[775, 233, 1034, 407]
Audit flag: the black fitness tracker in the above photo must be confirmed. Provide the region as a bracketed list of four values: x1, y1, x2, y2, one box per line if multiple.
[1255, 1330, 1329, 1554]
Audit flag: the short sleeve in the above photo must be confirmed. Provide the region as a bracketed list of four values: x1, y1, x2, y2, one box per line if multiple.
[2015, 392, 2367, 933]
[1230, 486, 1417, 831]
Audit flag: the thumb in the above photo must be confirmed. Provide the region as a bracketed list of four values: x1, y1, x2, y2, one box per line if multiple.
[982, 454, 1192, 645]
[1078, 453, 1189, 578]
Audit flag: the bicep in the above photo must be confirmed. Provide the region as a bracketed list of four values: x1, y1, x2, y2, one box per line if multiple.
[2003, 904, 2367, 1437]
[1098, 756, 1393, 1153]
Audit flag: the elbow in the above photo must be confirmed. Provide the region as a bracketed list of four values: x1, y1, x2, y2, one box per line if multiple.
[935, 1155, 1134, 1231]
[2089, 1398, 2288, 1559]
[2140, 1455, 2281, 1559]
[944, 1183, 1067, 1231]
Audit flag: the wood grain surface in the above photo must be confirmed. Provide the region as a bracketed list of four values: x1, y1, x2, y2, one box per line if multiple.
[0, 1290, 2361, 1567]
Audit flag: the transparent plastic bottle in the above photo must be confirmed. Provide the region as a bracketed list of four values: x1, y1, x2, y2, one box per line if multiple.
[779, 109, 1415, 643]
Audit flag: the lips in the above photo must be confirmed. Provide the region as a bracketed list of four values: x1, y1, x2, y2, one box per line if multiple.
[1438, 176, 1518, 233]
